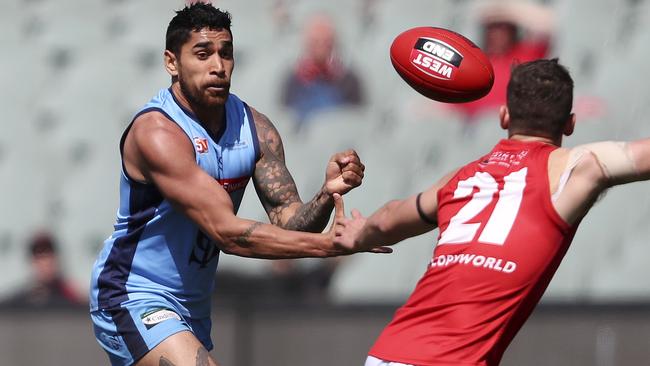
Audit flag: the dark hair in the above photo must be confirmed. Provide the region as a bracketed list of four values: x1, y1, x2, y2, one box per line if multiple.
[165, 2, 232, 57]
[506, 59, 574, 137]
[29, 232, 57, 257]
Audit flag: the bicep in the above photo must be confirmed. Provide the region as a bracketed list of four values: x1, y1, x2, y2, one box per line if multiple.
[629, 138, 650, 181]
[131, 117, 238, 242]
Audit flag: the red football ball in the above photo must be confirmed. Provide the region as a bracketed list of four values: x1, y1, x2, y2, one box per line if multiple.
[390, 27, 494, 103]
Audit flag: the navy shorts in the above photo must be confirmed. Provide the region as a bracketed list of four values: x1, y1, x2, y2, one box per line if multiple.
[90, 298, 212, 366]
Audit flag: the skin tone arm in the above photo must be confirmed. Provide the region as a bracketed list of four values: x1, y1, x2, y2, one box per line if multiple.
[550, 138, 650, 226]
[123, 111, 355, 259]
[334, 170, 458, 252]
[251, 107, 365, 232]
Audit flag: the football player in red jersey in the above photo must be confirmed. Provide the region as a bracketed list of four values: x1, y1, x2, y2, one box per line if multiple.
[333, 58, 650, 366]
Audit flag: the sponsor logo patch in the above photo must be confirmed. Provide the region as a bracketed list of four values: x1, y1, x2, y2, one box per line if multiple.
[217, 176, 250, 193]
[194, 137, 209, 153]
[140, 308, 181, 329]
[410, 38, 463, 80]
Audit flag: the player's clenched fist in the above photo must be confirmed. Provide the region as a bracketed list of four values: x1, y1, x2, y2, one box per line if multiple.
[324, 149, 365, 195]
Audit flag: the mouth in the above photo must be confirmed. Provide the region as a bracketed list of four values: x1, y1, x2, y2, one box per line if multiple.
[205, 83, 229, 93]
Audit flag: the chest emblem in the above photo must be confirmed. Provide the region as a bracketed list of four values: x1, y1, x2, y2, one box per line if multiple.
[194, 137, 209, 154]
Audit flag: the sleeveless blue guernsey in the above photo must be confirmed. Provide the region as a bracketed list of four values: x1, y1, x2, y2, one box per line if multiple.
[89, 88, 259, 319]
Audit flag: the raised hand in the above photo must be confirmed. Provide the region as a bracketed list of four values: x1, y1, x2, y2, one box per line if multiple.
[324, 150, 365, 196]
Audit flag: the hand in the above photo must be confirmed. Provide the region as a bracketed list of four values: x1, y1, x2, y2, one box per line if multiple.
[324, 150, 365, 196]
[329, 194, 392, 254]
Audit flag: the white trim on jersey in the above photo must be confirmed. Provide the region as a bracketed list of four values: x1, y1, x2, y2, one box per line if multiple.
[364, 355, 414, 366]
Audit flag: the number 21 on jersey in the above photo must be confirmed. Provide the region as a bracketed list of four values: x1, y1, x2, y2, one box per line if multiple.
[438, 168, 527, 246]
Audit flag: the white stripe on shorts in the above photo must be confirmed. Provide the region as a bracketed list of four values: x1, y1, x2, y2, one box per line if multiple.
[365, 355, 414, 366]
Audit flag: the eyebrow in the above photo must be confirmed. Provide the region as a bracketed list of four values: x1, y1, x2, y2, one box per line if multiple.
[192, 40, 232, 50]
[192, 41, 214, 49]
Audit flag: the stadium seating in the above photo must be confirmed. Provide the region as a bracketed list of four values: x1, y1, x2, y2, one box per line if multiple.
[1, 0, 650, 306]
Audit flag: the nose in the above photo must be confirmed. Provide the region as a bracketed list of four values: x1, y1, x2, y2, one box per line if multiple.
[209, 54, 225, 76]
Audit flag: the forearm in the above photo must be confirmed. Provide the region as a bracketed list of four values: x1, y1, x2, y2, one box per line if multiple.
[282, 186, 334, 232]
[356, 198, 436, 249]
[214, 217, 342, 259]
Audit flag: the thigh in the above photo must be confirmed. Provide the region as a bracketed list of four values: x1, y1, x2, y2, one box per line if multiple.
[135, 330, 220, 366]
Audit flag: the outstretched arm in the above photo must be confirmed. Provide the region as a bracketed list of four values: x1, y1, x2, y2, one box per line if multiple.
[625, 138, 650, 181]
[123, 112, 350, 259]
[251, 107, 364, 232]
[334, 170, 458, 252]
[552, 138, 650, 225]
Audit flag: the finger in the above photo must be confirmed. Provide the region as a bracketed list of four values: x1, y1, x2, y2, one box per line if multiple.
[351, 208, 363, 219]
[368, 246, 393, 254]
[342, 171, 363, 186]
[331, 152, 351, 166]
[341, 162, 365, 177]
[333, 193, 345, 218]
[345, 150, 361, 165]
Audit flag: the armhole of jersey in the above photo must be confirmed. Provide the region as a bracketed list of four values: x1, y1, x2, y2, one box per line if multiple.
[120, 107, 195, 184]
[541, 147, 573, 233]
[243, 102, 261, 161]
[551, 148, 587, 202]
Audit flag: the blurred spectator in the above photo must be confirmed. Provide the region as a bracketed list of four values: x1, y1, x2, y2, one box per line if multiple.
[268, 258, 339, 302]
[280, 14, 366, 131]
[272, 0, 291, 35]
[451, 0, 555, 124]
[214, 258, 339, 305]
[1, 232, 84, 308]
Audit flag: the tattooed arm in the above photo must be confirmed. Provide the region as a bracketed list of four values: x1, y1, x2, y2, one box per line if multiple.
[251, 107, 365, 232]
[121, 111, 351, 259]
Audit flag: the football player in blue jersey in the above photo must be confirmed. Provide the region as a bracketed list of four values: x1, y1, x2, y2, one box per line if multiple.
[89, 3, 384, 366]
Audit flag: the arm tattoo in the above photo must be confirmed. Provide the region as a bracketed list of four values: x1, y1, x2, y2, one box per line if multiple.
[282, 188, 333, 232]
[252, 109, 333, 232]
[234, 222, 262, 247]
[158, 348, 213, 366]
[195, 347, 210, 366]
[160, 356, 176, 366]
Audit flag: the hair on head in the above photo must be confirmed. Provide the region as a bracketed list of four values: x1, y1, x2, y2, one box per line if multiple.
[507, 58, 574, 138]
[166, 2, 232, 56]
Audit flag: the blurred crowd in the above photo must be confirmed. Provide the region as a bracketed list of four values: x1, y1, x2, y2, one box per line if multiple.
[1, 232, 84, 309]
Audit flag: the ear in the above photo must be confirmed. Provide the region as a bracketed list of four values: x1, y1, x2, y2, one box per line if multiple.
[563, 113, 576, 136]
[499, 105, 510, 130]
[164, 50, 179, 77]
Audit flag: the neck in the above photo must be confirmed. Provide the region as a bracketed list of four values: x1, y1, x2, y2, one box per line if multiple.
[508, 133, 562, 147]
[170, 83, 225, 136]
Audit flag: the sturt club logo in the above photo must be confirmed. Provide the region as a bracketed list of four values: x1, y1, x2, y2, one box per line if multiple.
[189, 231, 220, 268]
[194, 137, 209, 154]
[410, 38, 463, 80]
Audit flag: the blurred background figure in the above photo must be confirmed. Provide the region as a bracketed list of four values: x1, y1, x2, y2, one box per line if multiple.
[280, 13, 366, 132]
[450, 0, 554, 125]
[214, 258, 340, 305]
[1, 232, 84, 308]
[267, 258, 340, 303]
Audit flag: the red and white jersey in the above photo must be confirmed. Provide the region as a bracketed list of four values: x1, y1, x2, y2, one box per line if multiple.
[370, 139, 579, 366]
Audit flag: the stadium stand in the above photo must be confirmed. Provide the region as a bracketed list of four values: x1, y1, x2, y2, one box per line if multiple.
[1, 0, 649, 307]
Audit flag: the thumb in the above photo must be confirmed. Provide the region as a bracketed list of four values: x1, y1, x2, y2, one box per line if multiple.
[351, 208, 363, 219]
[333, 193, 345, 219]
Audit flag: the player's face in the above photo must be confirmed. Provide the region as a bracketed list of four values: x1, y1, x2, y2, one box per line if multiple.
[484, 22, 516, 55]
[173, 28, 234, 108]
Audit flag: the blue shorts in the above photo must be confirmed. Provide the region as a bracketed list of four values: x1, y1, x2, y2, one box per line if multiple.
[90, 298, 212, 366]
